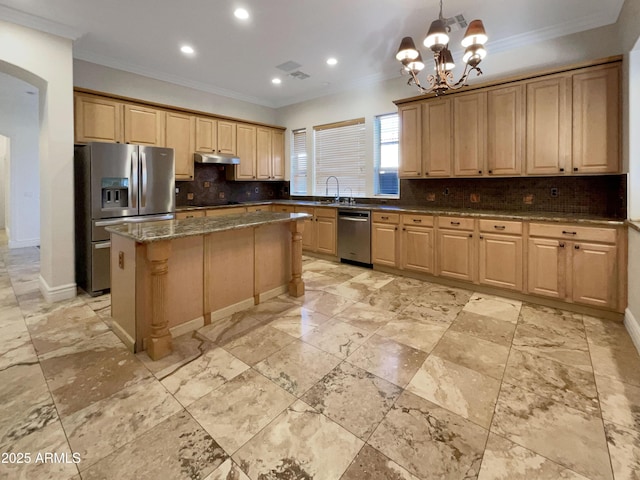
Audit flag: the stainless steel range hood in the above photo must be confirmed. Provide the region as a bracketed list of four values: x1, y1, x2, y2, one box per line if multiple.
[194, 152, 240, 164]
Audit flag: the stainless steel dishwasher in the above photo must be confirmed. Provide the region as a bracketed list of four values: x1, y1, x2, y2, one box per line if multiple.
[338, 209, 372, 265]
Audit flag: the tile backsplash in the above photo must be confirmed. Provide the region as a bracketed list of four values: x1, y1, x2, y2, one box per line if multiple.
[176, 163, 289, 206]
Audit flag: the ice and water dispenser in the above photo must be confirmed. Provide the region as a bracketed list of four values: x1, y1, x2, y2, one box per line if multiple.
[101, 177, 129, 209]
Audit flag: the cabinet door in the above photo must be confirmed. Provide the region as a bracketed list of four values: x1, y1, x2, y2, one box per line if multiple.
[571, 242, 617, 308]
[437, 229, 474, 281]
[372, 223, 398, 267]
[316, 217, 337, 255]
[398, 104, 422, 177]
[526, 75, 571, 175]
[256, 127, 273, 180]
[527, 238, 564, 299]
[453, 92, 486, 176]
[235, 124, 257, 180]
[165, 112, 195, 181]
[217, 120, 237, 154]
[572, 65, 620, 173]
[74, 95, 123, 143]
[487, 85, 524, 176]
[422, 99, 452, 177]
[124, 104, 165, 146]
[195, 117, 217, 152]
[295, 207, 315, 251]
[479, 233, 523, 291]
[402, 226, 434, 274]
[272, 130, 285, 180]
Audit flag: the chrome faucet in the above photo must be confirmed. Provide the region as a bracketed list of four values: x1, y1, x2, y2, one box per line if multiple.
[325, 176, 340, 203]
[345, 187, 354, 205]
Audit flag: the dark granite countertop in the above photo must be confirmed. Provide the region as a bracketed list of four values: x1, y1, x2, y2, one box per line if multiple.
[107, 212, 310, 243]
[176, 201, 626, 227]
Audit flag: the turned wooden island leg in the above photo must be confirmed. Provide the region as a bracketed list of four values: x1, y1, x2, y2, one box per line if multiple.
[146, 240, 173, 360]
[289, 219, 305, 297]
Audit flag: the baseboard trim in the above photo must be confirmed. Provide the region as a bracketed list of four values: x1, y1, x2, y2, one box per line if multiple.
[257, 285, 288, 303]
[624, 308, 640, 355]
[111, 320, 136, 353]
[9, 237, 40, 249]
[209, 298, 256, 323]
[38, 275, 76, 303]
[170, 316, 205, 339]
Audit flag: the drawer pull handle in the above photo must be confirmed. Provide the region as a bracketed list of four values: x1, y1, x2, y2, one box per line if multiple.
[413, 219, 422, 223]
[450, 221, 460, 225]
[562, 231, 577, 235]
[381, 216, 389, 220]
[494, 225, 506, 230]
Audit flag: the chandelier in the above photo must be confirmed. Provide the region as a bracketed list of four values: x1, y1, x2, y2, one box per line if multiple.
[396, 0, 488, 96]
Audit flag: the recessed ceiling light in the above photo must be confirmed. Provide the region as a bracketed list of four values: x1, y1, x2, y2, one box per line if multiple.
[327, 57, 338, 66]
[180, 45, 195, 55]
[234, 8, 249, 20]
[271, 78, 282, 85]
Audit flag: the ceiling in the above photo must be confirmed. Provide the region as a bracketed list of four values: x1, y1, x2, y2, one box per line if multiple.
[0, 0, 626, 108]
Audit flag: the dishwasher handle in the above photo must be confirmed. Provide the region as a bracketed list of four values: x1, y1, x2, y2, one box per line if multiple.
[339, 217, 369, 222]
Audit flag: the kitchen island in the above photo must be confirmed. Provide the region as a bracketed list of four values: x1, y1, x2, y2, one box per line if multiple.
[106, 212, 309, 360]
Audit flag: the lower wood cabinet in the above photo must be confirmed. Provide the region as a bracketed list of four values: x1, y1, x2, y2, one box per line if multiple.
[372, 212, 400, 267]
[479, 233, 523, 291]
[295, 207, 336, 255]
[437, 229, 475, 281]
[401, 214, 435, 274]
[527, 226, 619, 309]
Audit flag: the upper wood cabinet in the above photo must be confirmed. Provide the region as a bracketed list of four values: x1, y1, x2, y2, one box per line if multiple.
[272, 130, 285, 180]
[526, 74, 571, 175]
[124, 104, 165, 146]
[256, 127, 285, 181]
[75, 94, 123, 144]
[572, 64, 620, 173]
[234, 123, 257, 180]
[453, 91, 486, 176]
[165, 112, 195, 181]
[195, 117, 237, 154]
[398, 104, 422, 177]
[397, 59, 621, 178]
[487, 84, 525, 176]
[422, 99, 452, 177]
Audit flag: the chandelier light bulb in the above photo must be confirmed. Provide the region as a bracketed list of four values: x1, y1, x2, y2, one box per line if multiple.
[405, 53, 425, 73]
[423, 19, 449, 52]
[396, 37, 419, 61]
[461, 19, 488, 47]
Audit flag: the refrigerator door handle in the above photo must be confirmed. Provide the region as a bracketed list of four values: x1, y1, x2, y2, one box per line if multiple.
[130, 151, 138, 209]
[141, 152, 147, 208]
[94, 241, 111, 249]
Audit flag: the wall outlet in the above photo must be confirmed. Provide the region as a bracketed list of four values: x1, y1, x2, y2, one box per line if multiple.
[175, 187, 180, 194]
[523, 194, 534, 205]
[187, 193, 194, 200]
[426, 193, 436, 202]
[218, 192, 225, 199]
[470, 193, 480, 203]
[550, 187, 559, 197]
[443, 188, 450, 196]
[254, 187, 259, 194]
[204, 181, 211, 188]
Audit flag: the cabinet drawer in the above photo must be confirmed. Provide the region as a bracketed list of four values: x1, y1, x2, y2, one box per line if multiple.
[479, 219, 522, 235]
[176, 210, 205, 220]
[294, 206, 315, 215]
[373, 212, 400, 224]
[246, 205, 271, 212]
[315, 207, 337, 219]
[529, 223, 616, 243]
[402, 214, 434, 227]
[273, 205, 295, 213]
[438, 216, 474, 230]
[206, 207, 246, 217]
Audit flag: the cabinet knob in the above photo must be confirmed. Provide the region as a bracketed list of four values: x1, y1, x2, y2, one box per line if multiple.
[573, 167, 578, 172]
[402, 227, 406, 231]
[478, 170, 482, 174]
[425, 172, 429, 176]
[394, 227, 398, 231]
[574, 244, 580, 250]
[488, 170, 492, 174]
[469, 234, 473, 238]
[559, 242, 565, 248]
[479, 235, 484, 239]
[417, 172, 421, 175]
[559, 168, 565, 172]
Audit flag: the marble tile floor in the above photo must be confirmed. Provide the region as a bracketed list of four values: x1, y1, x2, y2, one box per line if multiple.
[1, 232, 639, 479]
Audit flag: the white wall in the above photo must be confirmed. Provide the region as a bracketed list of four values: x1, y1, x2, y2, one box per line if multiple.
[74, 60, 278, 126]
[0, 73, 40, 246]
[0, 20, 75, 302]
[0, 135, 6, 229]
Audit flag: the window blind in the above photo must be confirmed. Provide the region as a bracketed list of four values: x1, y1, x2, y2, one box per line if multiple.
[374, 113, 399, 195]
[314, 118, 366, 198]
[291, 128, 307, 195]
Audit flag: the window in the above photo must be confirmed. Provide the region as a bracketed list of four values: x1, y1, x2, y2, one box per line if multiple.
[290, 128, 307, 195]
[374, 113, 399, 195]
[314, 118, 366, 198]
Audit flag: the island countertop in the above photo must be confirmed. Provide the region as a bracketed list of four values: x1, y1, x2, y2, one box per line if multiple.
[106, 211, 311, 243]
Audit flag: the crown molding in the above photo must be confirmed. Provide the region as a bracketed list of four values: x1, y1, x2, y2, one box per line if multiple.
[0, 5, 83, 40]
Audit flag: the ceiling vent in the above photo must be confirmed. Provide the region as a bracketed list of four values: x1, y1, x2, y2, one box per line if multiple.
[444, 14, 467, 32]
[289, 70, 311, 80]
[276, 60, 302, 72]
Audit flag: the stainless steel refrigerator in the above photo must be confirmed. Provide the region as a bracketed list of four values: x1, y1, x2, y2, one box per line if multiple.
[74, 142, 175, 296]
